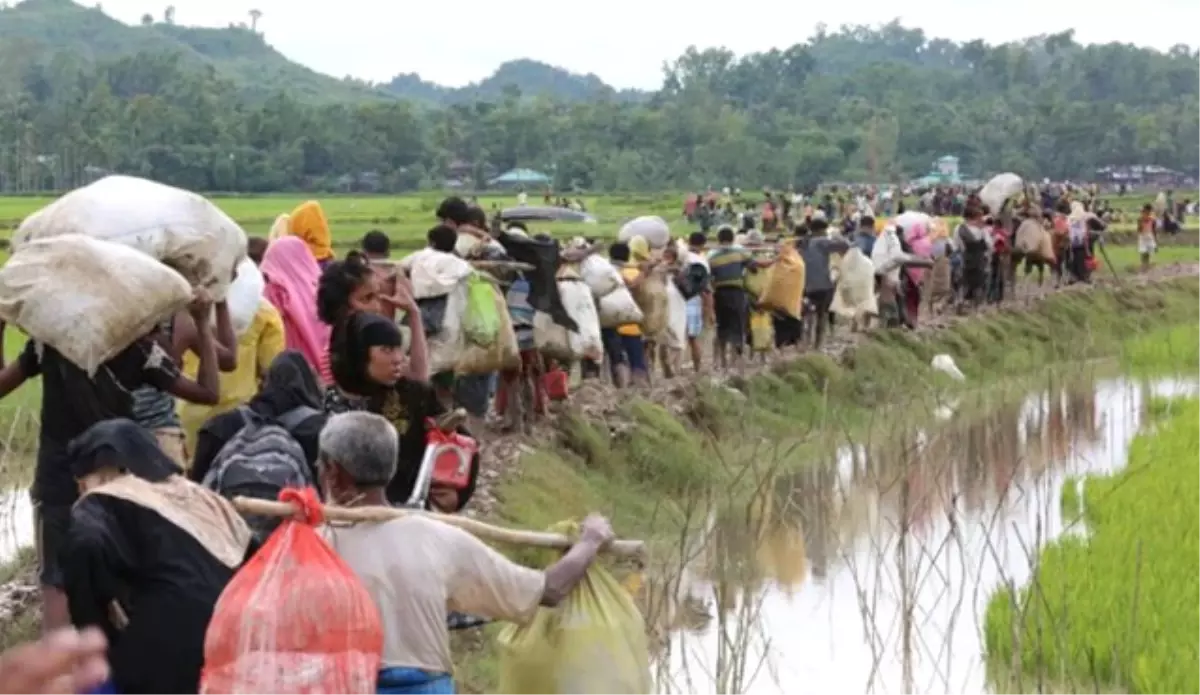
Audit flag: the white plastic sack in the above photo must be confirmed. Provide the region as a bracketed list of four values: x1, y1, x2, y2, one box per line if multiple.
[891, 211, 933, 233]
[618, 216, 670, 249]
[663, 281, 688, 351]
[578, 255, 622, 298]
[533, 279, 603, 362]
[401, 248, 474, 300]
[870, 228, 905, 283]
[597, 288, 644, 329]
[222, 258, 264, 336]
[830, 248, 878, 319]
[13, 176, 247, 300]
[978, 173, 1023, 214]
[0, 235, 193, 375]
[426, 282, 468, 375]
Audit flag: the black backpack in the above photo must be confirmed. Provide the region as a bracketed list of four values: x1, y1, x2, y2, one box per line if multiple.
[201, 406, 319, 542]
[675, 262, 710, 300]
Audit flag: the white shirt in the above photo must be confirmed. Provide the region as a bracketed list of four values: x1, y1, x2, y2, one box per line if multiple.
[516, 192, 528, 206]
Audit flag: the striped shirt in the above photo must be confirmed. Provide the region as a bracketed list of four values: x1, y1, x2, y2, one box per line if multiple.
[707, 246, 751, 289]
[130, 318, 180, 430]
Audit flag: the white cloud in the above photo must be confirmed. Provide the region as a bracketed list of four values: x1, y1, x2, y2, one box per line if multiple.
[90, 0, 1200, 90]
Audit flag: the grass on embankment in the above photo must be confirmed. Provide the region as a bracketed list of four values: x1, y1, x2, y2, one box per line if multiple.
[983, 398, 1199, 694]
[452, 276, 1199, 692]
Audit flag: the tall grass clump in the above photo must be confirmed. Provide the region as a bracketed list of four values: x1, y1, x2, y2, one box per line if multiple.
[983, 398, 1200, 693]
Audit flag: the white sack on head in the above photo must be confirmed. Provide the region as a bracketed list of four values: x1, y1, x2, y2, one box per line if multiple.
[578, 255, 623, 298]
[978, 173, 1023, 214]
[12, 175, 247, 301]
[618, 216, 670, 249]
[222, 258, 265, 336]
[0, 235, 193, 375]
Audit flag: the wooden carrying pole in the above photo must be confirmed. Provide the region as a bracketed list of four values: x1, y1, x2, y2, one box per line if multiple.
[233, 497, 645, 559]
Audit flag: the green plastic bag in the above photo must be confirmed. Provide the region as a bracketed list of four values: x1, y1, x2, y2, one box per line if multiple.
[496, 522, 652, 694]
[462, 272, 500, 347]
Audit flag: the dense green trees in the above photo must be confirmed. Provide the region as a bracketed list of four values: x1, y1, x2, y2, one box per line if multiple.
[0, 4, 1195, 193]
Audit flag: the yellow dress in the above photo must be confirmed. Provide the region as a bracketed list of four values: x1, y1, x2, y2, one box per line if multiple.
[177, 302, 286, 454]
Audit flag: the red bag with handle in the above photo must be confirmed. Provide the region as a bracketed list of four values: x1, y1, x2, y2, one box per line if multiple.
[427, 418, 479, 492]
[200, 487, 383, 694]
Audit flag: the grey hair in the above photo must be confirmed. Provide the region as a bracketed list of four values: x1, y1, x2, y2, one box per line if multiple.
[318, 411, 398, 487]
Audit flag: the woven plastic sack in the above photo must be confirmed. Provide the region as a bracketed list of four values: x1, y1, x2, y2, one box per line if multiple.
[0, 235, 192, 375]
[617, 216, 670, 249]
[978, 172, 1023, 214]
[830, 248, 878, 319]
[200, 487, 383, 694]
[534, 278, 602, 362]
[13, 175, 247, 301]
[578, 255, 622, 298]
[662, 280, 687, 351]
[427, 283, 468, 375]
[456, 283, 520, 375]
[597, 288, 643, 329]
[462, 273, 501, 347]
[631, 267, 669, 337]
[496, 521, 652, 694]
[760, 246, 806, 318]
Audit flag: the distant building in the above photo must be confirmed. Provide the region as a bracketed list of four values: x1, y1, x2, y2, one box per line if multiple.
[912, 155, 963, 186]
[1095, 165, 1192, 188]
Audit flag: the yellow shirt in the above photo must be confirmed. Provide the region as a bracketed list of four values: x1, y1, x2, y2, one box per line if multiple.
[617, 266, 642, 337]
[177, 302, 286, 454]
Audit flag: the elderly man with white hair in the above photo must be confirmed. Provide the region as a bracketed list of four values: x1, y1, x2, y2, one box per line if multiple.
[317, 411, 614, 694]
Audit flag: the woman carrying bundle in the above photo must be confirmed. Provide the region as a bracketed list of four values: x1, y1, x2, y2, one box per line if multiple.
[60, 419, 254, 694]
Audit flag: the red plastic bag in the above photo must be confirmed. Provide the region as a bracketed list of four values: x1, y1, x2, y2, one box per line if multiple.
[543, 369, 569, 402]
[200, 487, 383, 694]
[426, 418, 479, 492]
[1085, 255, 1099, 271]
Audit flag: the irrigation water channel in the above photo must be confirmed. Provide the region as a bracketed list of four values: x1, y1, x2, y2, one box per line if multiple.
[657, 374, 1196, 695]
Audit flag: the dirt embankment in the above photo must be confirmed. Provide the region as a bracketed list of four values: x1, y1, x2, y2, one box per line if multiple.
[465, 261, 1200, 519]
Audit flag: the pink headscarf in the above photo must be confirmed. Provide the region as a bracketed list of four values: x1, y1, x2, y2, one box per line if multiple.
[261, 237, 332, 384]
[905, 222, 933, 286]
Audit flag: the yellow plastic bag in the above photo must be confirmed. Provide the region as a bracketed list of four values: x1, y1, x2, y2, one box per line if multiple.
[759, 245, 806, 318]
[496, 522, 652, 694]
[749, 311, 774, 352]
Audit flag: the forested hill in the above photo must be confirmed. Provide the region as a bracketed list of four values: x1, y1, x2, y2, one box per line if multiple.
[0, 0, 1196, 194]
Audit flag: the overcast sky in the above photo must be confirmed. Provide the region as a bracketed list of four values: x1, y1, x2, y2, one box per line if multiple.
[90, 0, 1199, 90]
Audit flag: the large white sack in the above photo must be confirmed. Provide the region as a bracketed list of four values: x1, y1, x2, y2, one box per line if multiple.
[13, 176, 247, 300]
[223, 258, 264, 336]
[663, 280, 688, 351]
[891, 211, 933, 233]
[533, 279, 603, 362]
[426, 281, 469, 374]
[978, 173, 1023, 214]
[618, 216, 670, 249]
[578, 254, 622, 298]
[0, 235, 193, 375]
[870, 228, 905, 284]
[597, 287, 644, 328]
[400, 248, 474, 299]
[830, 248, 878, 319]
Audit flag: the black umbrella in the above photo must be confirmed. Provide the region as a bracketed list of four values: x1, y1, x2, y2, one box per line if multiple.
[500, 206, 597, 224]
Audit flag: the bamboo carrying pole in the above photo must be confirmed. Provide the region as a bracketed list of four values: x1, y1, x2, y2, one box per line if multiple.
[232, 497, 646, 559]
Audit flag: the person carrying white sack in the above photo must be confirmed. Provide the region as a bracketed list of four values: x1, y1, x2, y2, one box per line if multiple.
[0, 290, 223, 635]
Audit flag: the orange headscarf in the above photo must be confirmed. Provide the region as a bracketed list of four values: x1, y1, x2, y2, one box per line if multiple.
[288, 201, 333, 262]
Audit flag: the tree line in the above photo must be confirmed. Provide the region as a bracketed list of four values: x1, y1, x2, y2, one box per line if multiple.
[0, 21, 1196, 193]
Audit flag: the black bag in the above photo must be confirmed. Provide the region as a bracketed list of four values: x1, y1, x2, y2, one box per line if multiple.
[202, 406, 318, 542]
[675, 262, 711, 300]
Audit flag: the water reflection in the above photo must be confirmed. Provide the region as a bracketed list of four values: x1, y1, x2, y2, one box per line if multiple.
[661, 376, 1194, 695]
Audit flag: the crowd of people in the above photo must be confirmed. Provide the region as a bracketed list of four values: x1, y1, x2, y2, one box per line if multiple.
[0, 178, 1174, 693]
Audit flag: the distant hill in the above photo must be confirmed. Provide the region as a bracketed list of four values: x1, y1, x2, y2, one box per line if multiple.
[0, 0, 396, 103]
[0, 0, 647, 105]
[382, 59, 648, 104]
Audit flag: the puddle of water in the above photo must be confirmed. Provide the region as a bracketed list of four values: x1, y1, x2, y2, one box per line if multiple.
[0, 489, 32, 568]
[659, 376, 1196, 695]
